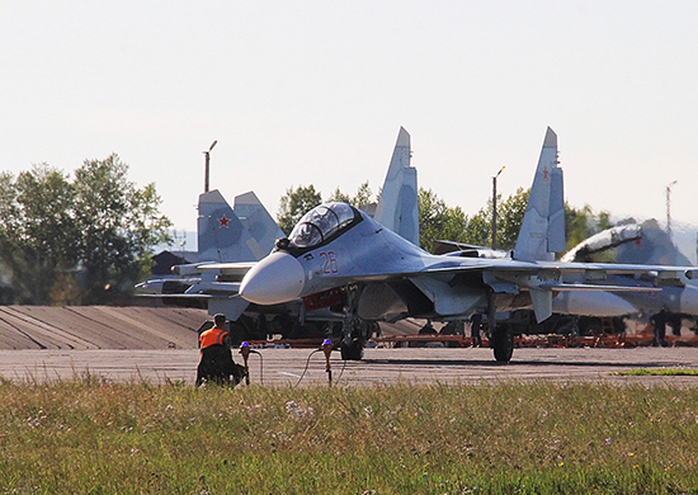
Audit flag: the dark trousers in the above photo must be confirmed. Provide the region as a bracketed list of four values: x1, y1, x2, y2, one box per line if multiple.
[196, 345, 246, 386]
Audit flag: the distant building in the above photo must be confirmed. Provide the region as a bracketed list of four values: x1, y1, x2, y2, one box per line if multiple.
[151, 251, 196, 276]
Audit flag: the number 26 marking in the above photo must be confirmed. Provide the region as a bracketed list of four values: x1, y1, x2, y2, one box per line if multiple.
[320, 251, 338, 274]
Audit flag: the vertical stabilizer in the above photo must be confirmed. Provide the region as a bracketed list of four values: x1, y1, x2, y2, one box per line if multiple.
[374, 127, 420, 246]
[514, 127, 566, 261]
[197, 190, 258, 262]
[234, 191, 286, 259]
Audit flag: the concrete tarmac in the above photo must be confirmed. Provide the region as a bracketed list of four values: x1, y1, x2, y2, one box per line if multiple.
[1, 346, 697, 387]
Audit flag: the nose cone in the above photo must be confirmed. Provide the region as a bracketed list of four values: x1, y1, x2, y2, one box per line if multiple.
[240, 251, 305, 304]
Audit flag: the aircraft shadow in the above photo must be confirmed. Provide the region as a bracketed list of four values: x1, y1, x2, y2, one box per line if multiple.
[361, 358, 669, 369]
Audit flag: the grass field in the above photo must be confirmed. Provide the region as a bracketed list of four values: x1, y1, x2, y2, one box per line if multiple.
[614, 368, 698, 377]
[1, 376, 697, 494]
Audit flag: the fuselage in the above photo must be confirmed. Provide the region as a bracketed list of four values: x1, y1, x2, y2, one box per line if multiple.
[240, 202, 698, 325]
[240, 203, 438, 306]
[239, 203, 634, 321]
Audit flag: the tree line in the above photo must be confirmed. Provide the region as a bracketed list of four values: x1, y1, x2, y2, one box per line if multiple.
[0, 155, 171, 305]
[276, 183, 613, 253]
[0, 158, 612, 306]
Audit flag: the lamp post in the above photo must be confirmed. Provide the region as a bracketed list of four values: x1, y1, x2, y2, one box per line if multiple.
[203, 140, 218, 193]
[666, 179, 678, 241]
[491, 165, 506, 249]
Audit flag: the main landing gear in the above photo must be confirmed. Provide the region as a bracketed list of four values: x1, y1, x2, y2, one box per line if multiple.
[491, 324, 514, 362]
[339, 313, 378, 361]
[487, 291, 513, 363]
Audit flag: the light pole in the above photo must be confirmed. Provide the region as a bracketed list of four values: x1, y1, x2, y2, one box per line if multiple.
[203, 140, 218, 193]
[491, 165, 506, 249]
[666, 179, 678, 241]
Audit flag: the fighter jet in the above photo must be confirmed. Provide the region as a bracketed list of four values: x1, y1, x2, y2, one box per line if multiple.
[239, 127, 697, 361]
[409, 128, 639, 322]
[137, 127, 423, 327]
[564, 220, 698, 338]
[134, 189, 275, 319]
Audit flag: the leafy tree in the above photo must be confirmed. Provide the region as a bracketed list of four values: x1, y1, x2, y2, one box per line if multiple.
[277, 185, 323, 235]
[0, 155, 171, 305]
[496, 188, 531, 250]
[350, 181, 374, 209]
[73, 155, 172, 303]
[0, 164, 78, 304]
[418, 188, 470, 250]
[326, 187, 350, 204]
[418, 186, 613, 256]
[565, 204, 613, 251]
[419, 188, 527, 252]
[275, 181, 615, 258]
[327, 181, 375, 209]
[278, 182, 376, 235]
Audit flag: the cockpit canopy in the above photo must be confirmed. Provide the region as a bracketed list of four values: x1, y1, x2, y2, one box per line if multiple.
[287, 202, 360, 250]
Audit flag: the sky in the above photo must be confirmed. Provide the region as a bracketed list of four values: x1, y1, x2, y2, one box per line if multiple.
[1, 1, 697, 256]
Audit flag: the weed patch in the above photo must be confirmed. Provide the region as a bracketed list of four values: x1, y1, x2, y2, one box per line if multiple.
[0, 380, 697, 493]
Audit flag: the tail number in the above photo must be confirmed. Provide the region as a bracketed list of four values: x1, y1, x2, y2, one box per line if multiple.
[320, 251, 339, 274]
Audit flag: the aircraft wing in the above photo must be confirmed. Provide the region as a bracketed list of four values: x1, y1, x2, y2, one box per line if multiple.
[239, 215, 698, 321]
[407, 258, 696, 322]
[409, 257, 698, 286]
[431, 239, 508, 256]
[331, 254, 695, 323]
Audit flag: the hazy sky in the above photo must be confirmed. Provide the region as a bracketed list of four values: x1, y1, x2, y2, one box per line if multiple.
[2, 1, 697, 244]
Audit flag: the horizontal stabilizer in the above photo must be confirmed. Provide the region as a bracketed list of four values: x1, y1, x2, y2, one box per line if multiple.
[538, 283, 661, 292]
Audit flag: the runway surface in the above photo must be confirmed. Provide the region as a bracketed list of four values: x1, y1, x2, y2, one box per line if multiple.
[0, 305, 206, 350]
[0, 306, 695, 387]
[1, 347, 697, 387]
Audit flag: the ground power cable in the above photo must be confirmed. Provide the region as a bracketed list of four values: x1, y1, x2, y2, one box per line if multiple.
[239, 342, 264, 386]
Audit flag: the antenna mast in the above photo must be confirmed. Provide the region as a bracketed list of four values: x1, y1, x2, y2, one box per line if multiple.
[203, 140, 218, 193]
[666, 180, 677, 242]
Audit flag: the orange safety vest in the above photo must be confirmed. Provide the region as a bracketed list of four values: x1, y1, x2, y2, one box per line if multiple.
[199, 328, 228, 349]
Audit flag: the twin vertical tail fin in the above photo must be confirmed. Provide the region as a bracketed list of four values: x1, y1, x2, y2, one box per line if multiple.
[198, 189, 284, 262]
[513, 127, 565, 323]
[514, 127, 565, 262]
[233, 191, 286, 259]
[197, 190, 258, 262]
[374, 126, 420, 246]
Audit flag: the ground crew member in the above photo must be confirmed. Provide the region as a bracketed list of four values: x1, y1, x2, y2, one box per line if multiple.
[470, 313, 483, 347]
[650, 310, 667, 347]
[196, 313, 246, 386]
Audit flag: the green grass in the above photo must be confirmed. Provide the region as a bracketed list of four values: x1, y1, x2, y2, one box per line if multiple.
[1, 376, 697, 494]
[614, 367, 698, 376]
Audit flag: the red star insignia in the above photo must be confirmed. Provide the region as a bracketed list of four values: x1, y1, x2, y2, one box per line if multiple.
[542, 167, 549, 181]
[218, 215, 231, 228]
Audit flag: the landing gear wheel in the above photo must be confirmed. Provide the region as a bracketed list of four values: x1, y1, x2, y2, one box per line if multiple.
[340, 339, 364, 361]
[491, 324, 514, 363]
